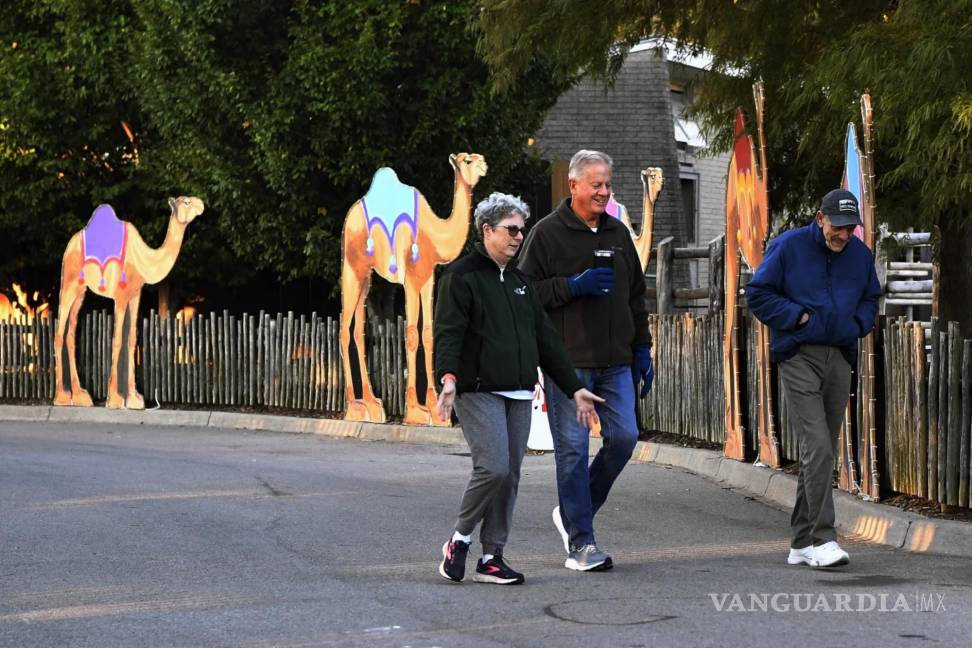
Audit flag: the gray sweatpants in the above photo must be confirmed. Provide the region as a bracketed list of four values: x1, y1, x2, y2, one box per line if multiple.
[453, 392, 532, 556]
[779, 344, 852, 548]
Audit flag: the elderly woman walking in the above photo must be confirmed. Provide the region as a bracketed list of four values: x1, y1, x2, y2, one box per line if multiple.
[434, 192, 603, 585]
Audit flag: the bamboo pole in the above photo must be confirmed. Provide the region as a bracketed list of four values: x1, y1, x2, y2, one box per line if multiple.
[959, 339, 971, 508]
[256, 312, 265, 407]
[271, 312, 280, 408]
[298, 314, 307, 410]
[938, 330, 950, 504]
[928, 317, 940, 500]
[328, 316, 337, 412]
[175, 316, 183, 404]
[914, 321, 929, 498]
[946, 323, 962, 506]
[309, 314, 319, 411]
[246, 314, 254, 407]
[233, 314, 240, 406]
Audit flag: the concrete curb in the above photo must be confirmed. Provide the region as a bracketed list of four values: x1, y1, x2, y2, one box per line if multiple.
[3, 404, 970, 558]
[631, 440, 972, 559]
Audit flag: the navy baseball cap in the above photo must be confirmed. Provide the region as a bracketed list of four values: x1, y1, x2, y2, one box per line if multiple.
[819, 189, 862, 227]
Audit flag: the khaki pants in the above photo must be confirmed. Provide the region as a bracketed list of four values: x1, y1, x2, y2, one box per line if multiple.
[779, 345, 852, 548]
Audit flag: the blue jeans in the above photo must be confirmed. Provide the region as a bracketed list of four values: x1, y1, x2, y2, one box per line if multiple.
[545, 365, 639, 549]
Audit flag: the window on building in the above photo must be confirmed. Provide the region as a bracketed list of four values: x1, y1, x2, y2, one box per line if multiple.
[680, 176, 698, 244]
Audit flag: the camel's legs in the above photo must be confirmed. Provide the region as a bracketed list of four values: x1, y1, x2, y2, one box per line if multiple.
[65, 288, 92, 406]
[353, 279, 372, 398]
[402, 274, 429, 425]
[53, 280, 83, 405]
[340, 262, 362, 404]
[341, 261, 385, 422]
[125, 291, 145, 409]
[419, 277, 448, 426]
[106, 295, 130, 409]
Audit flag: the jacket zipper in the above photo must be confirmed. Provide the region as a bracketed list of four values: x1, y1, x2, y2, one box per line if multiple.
[596, 230, 614, 365]
[826, 253, 836, 338]
[501, 271, 524, 389]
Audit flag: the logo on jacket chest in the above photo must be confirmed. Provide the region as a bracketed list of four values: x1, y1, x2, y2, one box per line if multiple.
[514, 286, 527, 295]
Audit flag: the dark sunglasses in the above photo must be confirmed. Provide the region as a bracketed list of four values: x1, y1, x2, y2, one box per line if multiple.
[492, 224, 524, 237]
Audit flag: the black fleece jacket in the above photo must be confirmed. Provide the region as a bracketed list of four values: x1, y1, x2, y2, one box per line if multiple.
[433, 243, 584, 397]
[516, 198, 652, 368]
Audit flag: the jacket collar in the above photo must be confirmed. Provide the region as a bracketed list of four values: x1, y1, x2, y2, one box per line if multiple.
[809, 219, 846, 255]
[474, 241, 506, 272]
[555, 198, 623, 233]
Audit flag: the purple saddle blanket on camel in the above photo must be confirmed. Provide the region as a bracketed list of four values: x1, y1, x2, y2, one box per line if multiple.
[80, 205, 128, 289]
[360, 168, 420, 274]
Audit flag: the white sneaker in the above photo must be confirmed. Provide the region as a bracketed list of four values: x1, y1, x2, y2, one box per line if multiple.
[811, 541, 850, 568]
[552, 506, 569, 554]
[787, 545, 814, 566]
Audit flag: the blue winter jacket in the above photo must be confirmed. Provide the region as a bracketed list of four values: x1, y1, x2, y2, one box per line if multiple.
[745, 221, 882, 363]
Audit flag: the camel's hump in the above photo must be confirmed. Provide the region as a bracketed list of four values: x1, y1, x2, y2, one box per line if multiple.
[362, 168, 417, 219]
[82, 204, 127, 268]
[85, 204, 123, 229]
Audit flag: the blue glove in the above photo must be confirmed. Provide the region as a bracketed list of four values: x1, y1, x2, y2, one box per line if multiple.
[567, 267, 614, 298]
[632, 345, 654, 398]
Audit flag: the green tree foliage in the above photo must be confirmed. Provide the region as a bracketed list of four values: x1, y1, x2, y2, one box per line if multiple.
[0, 0, 568, 302]
[479, 0, 972, 330]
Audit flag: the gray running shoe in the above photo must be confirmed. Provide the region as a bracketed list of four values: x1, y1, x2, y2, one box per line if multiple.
[565, 544, 613, 572]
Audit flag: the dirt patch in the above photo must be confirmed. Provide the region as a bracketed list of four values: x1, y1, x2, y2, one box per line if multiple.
[637, 429, 723, 451]
[880, 494, 972, 523]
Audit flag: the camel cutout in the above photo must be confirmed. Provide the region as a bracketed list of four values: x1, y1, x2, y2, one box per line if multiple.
[53, 196, 205, 409]
[724, 83, 776, 464]
[606, 168, 664, 272]
[340, 153, 487, 425]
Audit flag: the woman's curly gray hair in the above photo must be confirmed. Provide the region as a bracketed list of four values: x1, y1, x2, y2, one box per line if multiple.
[474, 192, 530, 238]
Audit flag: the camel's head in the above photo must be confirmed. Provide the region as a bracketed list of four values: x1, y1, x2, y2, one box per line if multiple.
[449, 153, 488, 188]
[640, 168, 664, 202]
[168, 196, 205, 225]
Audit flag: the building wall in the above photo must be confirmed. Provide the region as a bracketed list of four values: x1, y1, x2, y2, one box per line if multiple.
[532, 49, 685, 246]
[533, 47, 737, 305]
[678, 147, 730, 289]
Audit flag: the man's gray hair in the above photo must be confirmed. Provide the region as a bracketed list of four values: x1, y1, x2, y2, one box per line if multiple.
[474, 192, 530, 237]
[568, 150, 613, 180]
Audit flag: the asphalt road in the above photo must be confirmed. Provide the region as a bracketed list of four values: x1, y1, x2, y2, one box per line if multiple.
[1, 421, 970, 647]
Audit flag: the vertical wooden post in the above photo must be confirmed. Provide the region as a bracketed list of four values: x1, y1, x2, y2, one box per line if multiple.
[928, 317, 940, 500]
[946, 322, 962, 506]
[959, 339, 971, 508]
[938, 330, 949, 504]
[708, 235, 725, 314]
[656, 236, 675, 315]
[914, 321, 929, 499]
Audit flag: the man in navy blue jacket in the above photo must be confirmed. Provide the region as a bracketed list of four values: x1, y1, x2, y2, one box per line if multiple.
[746, 189, 881, 569]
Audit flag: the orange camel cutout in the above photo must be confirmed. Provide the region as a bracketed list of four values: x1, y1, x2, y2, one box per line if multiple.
[53, 197, 205, 409]
[340, 153, 487, 425]
[724, 83, 776, 465]
[608, 168, 664, 272]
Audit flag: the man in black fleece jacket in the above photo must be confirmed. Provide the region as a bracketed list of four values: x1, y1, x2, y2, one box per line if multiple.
[518, 150, 653, 572]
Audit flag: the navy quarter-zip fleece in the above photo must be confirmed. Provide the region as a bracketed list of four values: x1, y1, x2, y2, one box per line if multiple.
[745, 221, 882, 364]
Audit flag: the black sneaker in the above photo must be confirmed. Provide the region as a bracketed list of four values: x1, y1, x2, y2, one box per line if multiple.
[472, 555, 525, 585]
[439, 539, 470, 582]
